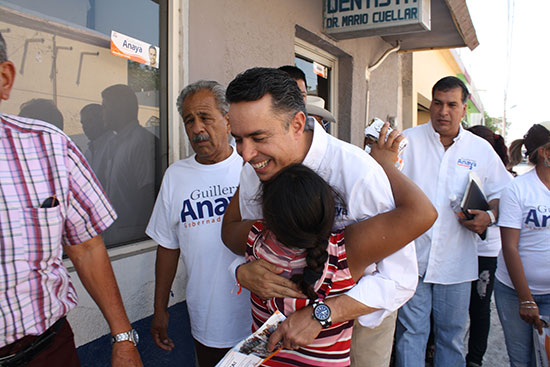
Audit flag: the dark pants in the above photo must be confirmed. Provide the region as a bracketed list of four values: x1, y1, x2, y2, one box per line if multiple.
[193, 338, 230, 367]
[0, 318, 79, 367]
[466, 256, 497, 366]
[27, 319, 80, 367]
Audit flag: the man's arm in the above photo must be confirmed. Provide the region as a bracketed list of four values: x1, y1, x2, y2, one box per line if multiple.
[500, 227, 544, 333]
[269, 125, 431, 348]
[346, 132, 437, 280]
[222, 189, 303, 299]
[221, 188, 254, 256]
[460, 146, 512, 235]
[151, 245, 180, 351]
[345, 125, 420, 327]
[267, 295, 378, 351]
[64, 235, 142, 367]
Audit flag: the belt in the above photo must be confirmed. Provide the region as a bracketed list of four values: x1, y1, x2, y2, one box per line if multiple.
[0, 317, 66, 367]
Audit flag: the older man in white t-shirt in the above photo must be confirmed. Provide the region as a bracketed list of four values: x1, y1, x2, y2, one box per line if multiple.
[395, 76, 512, 367]
[147, 81, 251, 366]
[221, 67, 424, 366]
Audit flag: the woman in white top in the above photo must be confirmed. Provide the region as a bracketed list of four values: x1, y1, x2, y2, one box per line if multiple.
[494, 122, 550, 367]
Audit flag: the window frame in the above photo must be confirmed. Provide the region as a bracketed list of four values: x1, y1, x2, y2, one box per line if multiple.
[295, 38, 338, 136]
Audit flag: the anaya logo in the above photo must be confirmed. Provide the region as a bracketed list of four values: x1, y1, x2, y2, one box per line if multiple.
[457, 158, 477, 170]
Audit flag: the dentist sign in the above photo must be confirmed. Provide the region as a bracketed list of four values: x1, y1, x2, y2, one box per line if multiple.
[323, 0, 431, 40]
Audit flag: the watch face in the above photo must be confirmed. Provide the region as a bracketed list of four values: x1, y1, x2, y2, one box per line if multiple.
[314, 304, 331, 321]
[132, 329, 139, 344]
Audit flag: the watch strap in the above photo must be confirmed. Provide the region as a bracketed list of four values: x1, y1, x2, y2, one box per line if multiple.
[486, 210, 496, 226]
[312, 300, 332, 329]
[111, 329, 138, 346]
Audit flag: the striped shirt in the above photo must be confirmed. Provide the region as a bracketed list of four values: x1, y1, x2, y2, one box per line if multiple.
[0, 114, 116, 348]
[246, 222, 356, 367]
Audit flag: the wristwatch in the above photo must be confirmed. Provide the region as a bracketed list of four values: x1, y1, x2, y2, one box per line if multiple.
[486, 210, 496, 226]
[312, 300, 332, 329]
[111, 329, 139, 346]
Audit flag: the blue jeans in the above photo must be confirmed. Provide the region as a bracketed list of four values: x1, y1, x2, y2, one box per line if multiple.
[395, 277, 471, 367]
[494, 279, 550, 367]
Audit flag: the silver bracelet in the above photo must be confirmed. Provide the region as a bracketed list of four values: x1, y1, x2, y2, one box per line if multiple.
[520, 300, 536, 305]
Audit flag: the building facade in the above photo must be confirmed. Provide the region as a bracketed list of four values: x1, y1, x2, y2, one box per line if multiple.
[0, 0, 478, 364]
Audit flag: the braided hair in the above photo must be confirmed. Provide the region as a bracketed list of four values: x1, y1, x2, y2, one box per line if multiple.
[261, 164, 336, 300]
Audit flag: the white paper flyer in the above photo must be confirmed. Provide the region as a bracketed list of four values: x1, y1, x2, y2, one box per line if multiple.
[216, 311, 286, 367]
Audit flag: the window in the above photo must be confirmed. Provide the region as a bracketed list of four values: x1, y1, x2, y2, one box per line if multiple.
[295, 40, 337, 135]
[0, 0, 167, 247]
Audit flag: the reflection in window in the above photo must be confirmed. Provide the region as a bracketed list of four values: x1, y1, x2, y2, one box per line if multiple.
[0, 0, 162, 247]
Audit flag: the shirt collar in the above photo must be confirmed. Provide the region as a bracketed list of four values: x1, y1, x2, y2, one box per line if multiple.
[302, 116, 328, 171]
[428, 120, 465, 144]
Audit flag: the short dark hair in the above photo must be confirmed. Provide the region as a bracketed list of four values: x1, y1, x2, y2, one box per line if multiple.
[101, 84, 138, 120]
[226, 67, 306, 129]
[432, 76, 470, 104]
[278, 65, 307, 89]
[177, 80, 228, 119]
[261, 163, 335, 300]
[19, 99, 64, 130]
[80, 103, 103, 119]
[0, 32, 7, 63]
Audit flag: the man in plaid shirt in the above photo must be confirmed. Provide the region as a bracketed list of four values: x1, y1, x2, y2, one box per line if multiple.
[0, 33, 142, 366]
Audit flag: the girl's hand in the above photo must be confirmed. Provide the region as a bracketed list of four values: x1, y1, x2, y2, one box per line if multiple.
[368, 122, 404, 167]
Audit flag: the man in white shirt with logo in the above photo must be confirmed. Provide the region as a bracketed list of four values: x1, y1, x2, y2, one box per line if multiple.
[222, 67, 422, 366]
[147, 81, 251, 366]
[394, 76, 512, 367]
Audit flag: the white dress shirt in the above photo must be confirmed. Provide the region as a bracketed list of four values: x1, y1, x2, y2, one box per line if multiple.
[401, 122, 512, 284]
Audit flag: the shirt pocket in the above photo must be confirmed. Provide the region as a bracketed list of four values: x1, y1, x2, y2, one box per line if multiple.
[0, 206, 63, 293]
[449, 166, 473, 201]
[20, 206, 64, 267]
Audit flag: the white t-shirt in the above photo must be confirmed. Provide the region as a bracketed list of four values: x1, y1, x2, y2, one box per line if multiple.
[496, 168, 550, 295]
[401, 122, 512, 284]
[146, 148, 252, 347]
[476, 225, 501, 257]
[239, 120, 418, 328]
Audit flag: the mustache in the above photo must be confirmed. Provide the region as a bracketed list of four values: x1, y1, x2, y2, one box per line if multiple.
[192, 134, 210, 143]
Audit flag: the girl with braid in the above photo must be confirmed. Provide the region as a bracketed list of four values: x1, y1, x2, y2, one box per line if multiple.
[243, 134, 437, 366]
